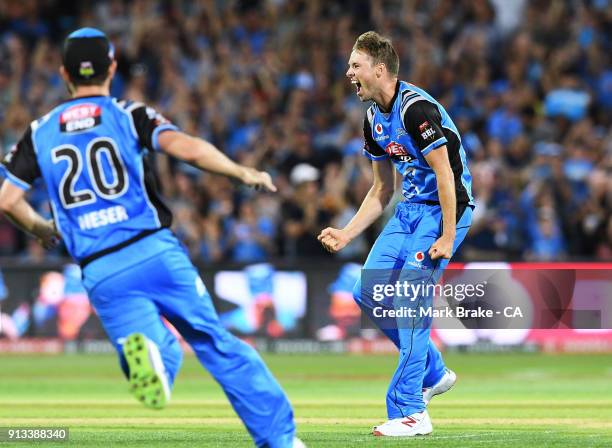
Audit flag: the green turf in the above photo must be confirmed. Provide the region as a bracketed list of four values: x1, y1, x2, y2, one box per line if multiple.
[0, 352, 610, 447]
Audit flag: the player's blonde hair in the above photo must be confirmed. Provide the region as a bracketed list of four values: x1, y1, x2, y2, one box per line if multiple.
[353, 31, 399, 76]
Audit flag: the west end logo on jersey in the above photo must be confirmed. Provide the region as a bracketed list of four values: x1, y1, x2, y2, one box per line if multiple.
[385, 141, 413, 162]
[418, 121, 436, 141]
[60, 104, 102, 133]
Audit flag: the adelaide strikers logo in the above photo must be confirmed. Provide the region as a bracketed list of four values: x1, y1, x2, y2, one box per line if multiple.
[385, 141, 413, 162]
[375, 123, 383, 134]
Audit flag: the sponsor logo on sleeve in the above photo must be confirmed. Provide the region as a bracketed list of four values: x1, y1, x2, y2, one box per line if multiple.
[146, 107, 171, 126]
[3, 145, 17, 164]
[418, 121, 436, 141]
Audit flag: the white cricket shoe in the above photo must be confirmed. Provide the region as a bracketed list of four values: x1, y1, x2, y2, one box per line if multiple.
[423, 368, 456, 405]
[293, 436, 307, 447]
[372, 410, 433, 437]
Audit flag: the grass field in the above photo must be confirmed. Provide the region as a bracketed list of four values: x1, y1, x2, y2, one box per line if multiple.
[0, 352, 611, 447]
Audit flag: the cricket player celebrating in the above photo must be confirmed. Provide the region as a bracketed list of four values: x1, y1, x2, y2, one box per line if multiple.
[319, 31, 474, 436]
[0, 28, 302, 448]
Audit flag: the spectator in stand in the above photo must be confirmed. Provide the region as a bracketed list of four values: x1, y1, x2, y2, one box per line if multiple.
[226, 201, 276, 262]
[0, 0, 609, 262]
[282, 164, 331, 258]
[527, 211, 567, 261]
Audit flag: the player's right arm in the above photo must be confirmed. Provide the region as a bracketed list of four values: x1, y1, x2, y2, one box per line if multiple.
[318, 116, 395, 253]
[157, 131, 276, 192]
[0, 182, 59, 249]
[0, 127, 60, 249]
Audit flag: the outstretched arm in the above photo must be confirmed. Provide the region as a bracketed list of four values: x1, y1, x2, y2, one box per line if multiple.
[0, 181, 60, 249]
[157, 130, 276, 192]
[318, 158, 395, 253]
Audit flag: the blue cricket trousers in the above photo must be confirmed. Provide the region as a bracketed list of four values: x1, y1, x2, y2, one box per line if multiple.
[353, 202, 472, 419]
[82, 230, 295, 447]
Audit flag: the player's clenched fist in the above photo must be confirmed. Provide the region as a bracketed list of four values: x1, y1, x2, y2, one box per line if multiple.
[428, 235, 454, 260]
[317, 227, 350, 253]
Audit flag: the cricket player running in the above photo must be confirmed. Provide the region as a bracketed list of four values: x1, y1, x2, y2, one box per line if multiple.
[0, 28, 303, 448]
[319, 31, 473, 436]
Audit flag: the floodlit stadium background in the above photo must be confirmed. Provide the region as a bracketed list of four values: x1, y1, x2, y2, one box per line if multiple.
[0, 0, 609, 350]
[0, 1, 610, 447]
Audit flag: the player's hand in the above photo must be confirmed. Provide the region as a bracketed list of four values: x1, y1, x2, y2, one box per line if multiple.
[429, 235, 454, 260]
[318, 227, 351, 253]
[36, 219, 61, 250]
[240, 167, 277, 192]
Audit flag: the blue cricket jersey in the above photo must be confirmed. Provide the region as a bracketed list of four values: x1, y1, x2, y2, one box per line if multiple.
[363, 81, 473, 205]
[2, 95, 179, 265]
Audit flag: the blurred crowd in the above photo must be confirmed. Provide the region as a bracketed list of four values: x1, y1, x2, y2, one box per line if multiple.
[0, 0, 610, 263]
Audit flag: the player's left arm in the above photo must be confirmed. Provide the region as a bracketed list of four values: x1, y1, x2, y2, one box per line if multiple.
[403, 100, 456, 259]
[129, 104, 276, 192]
[158, 131, 276, 192]
[424, 147, 456, 259]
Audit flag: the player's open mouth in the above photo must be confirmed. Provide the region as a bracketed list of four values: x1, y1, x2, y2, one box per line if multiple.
[352, 79, 362, 95]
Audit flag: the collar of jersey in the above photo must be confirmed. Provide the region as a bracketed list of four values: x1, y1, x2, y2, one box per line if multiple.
[374, 80, 402, 117]
[60, 94, 109, 105]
